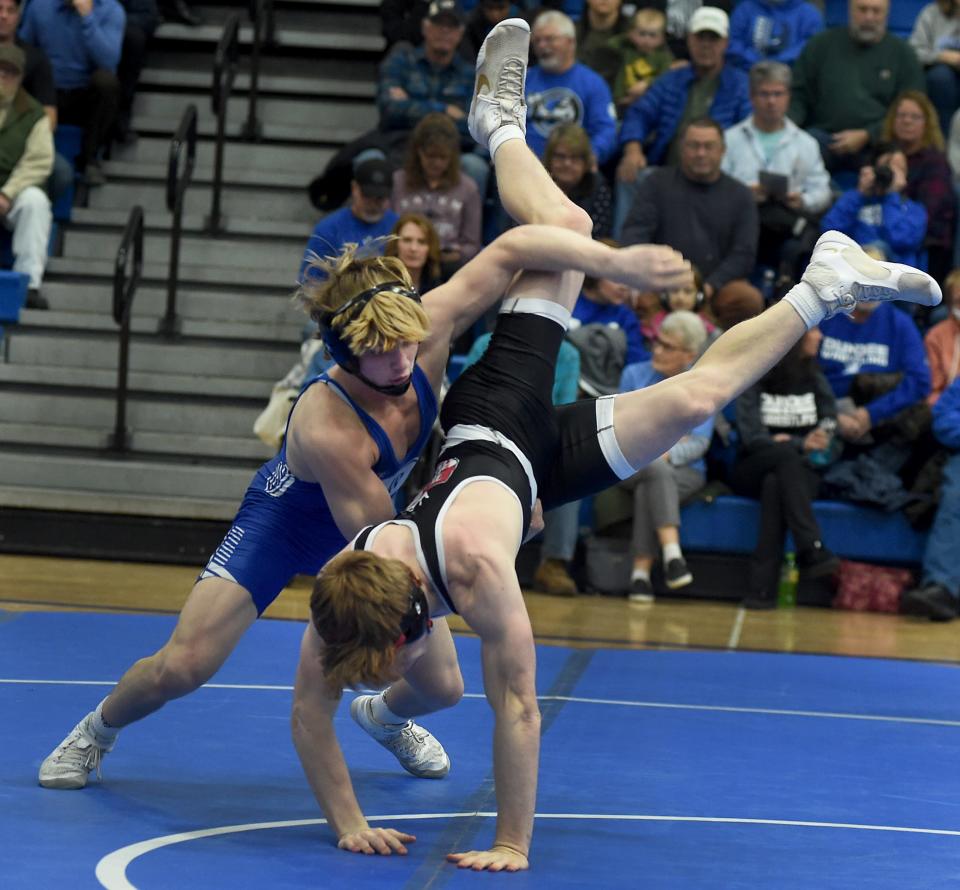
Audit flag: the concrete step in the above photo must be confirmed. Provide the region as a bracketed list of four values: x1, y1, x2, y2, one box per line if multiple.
[4, 331, 294, 379]
[0, 359, 280, 399]
[69, 207, 314, 241]
[61, 229, 305, 276]
[135, 90, 377, 135]
[153, 19, 384, 54]
[0, 419, 273, 461]
[102, 158, 307, 190]
[0, 388, 266, 437]
[85, 180, 315, 223]
[0, 452, 252, 512]
[109, 136, 333, 179]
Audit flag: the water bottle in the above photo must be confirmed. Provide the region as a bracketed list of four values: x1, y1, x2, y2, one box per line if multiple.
[808, 418, 838, 468]
[777, 552, 798, 608]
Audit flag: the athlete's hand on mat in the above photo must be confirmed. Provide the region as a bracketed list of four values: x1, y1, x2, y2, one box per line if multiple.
[615, 244, 692, 292]
[447, 845, 529, 872]
[337, 827, 416, 855]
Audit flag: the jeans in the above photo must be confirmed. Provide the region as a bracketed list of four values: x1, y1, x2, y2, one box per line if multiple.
[3, 186, 53, 288]
[922, 451, 960, 598]
[540, 500, 581, 562]
[926, 64, 960, 147]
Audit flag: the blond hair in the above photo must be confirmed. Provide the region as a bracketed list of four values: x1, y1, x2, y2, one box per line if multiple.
[311, 550, 414, 690]
[633, 7, 665, 30]
[298, 242, 431, 354]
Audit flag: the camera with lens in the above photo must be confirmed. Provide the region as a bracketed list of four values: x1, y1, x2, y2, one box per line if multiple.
[872, 163, 894, 193]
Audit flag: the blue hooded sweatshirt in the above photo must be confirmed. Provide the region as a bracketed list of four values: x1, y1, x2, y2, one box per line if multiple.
[727, 0, 824, 71]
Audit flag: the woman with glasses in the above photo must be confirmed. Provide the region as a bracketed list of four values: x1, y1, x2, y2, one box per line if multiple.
[544, 123, 613, 238]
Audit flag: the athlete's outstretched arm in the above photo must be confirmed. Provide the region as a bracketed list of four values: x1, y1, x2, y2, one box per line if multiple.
[292, 624, 416, 855]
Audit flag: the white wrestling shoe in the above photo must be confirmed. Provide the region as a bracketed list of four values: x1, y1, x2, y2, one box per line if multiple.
[38, 712, 115, 789]
[467, 17, 530, 150]
[799, 230, 941, 320]
[351, 694, 450, 779]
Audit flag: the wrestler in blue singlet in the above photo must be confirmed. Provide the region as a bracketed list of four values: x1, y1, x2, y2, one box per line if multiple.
[199, 365, 437, 613]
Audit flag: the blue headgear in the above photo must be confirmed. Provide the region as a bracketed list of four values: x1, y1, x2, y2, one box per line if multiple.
[317, 282, 422, 395]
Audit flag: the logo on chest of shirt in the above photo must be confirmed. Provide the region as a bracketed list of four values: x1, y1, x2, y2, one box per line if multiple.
[264, 461, 295, 498]
[405, 457, 460, 512]
[857, 204, 884, 228]
[383, 459, 418, 498]
[821, 336, 890, 376]
[760, 392, 818, 429]
[528, 88, 585, 138]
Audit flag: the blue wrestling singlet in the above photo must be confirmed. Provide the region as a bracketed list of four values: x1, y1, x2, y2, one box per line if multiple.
[198, 365, 438, 614]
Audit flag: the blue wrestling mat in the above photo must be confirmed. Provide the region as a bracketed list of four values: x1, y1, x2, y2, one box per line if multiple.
[3, 611, 960, 888]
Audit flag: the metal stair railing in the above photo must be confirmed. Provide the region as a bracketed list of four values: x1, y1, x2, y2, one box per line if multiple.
[210, 12, 242, 234]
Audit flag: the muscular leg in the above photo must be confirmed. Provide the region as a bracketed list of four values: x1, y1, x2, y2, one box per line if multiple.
[102, 578, 258, 727]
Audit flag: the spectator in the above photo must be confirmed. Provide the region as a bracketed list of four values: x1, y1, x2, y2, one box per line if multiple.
[616, 7, 750, 236]
[631, 287, 666, 344]
[662, 264, 716, 337]
[391, 112, 481, 275]
[311, 0, 483, 212]
[115, 1, 159, 145]
[544, 122, 612, 238]
[381, 0, 431, 51]
[571, 244, 650, 375]
[820, 145, 928, 269]
[909, 1, 960, 141]
[819, 299, 931, 446]
[925, 267, 960, 403]
[614, 311, 711, 602]
[733, 325, 840, 609]
[608, 7, 674, 115]
[18, 0, 125, 186]
[0, 0, 74, 205]
[882, 90, 957, 286]
[0, 45, 53, 309]
[708, 277, 765, 329]
[463, 328, 583, 596]
[899, 376, 960, 621]
[789, 0, 924, 177]
[723, 61, 831, 285]
[383, 212, 443, 293]
[654, 0, 734, 60]
[574, 0, 633, 89]
[622, 117, 758, 301]
[300, 159, 399, 282]
[461, 0, 515, 60]
[526, 11, 618, 164]
[726, 0, 823, 72]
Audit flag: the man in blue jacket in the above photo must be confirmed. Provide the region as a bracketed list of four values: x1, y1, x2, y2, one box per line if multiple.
[818, 301, 931, 444]
[19, 0, 124, 185]
[901, 378, 960, 621]
[615, 6, 751, 236]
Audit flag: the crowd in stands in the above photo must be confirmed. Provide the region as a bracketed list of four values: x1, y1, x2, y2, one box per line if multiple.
[0, 0, 206, 309]
[289, 0, 960, 617]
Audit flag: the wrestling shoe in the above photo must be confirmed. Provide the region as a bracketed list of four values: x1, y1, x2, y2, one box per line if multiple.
[797, 231, 941, 321]
[351, 694, 450, 779]
[38, 712, 114, 789]
[467, 17, 530, 149]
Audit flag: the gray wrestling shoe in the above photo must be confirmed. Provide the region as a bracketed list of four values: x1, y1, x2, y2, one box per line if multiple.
[468, 17, 530, 149]
[801, 230, 941, 317]
[351, 694, 450, 779]
[39, 711, 115, 789]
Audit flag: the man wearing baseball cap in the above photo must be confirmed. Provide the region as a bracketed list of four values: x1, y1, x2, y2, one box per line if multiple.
[300, 158, 399, 282]
[615, 6, 751, 236]
[0, 43, 54, 310]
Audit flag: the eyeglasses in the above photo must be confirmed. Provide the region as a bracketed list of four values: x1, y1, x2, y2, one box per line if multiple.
[755, 89, 788, 100]
[894, 111, 925, 122]
[551, 152, 586, 164]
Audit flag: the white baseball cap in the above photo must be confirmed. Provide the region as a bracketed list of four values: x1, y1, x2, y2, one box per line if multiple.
[689, 6, 729, 38]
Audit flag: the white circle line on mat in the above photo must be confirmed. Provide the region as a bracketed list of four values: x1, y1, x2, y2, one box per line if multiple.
[95, 812, 960, 890]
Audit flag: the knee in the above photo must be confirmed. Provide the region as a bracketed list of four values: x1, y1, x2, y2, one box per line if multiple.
[556, 198, 593, 238]
[153, 644, 219, 700]
[15, 186, 51, 214]
[429, 669, 465, 710]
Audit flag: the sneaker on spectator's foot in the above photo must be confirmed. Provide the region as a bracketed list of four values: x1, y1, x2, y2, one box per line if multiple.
[468, 18, 529, 149]
[38, 712, 114, 789]
[25, 288, 48, 310]
[350, 694, 450, 778]
[800, 230, 941, 318]
[797, 541, 840, 580]
[628, 576, 654, 603]
[533, 558, 578, 596]
[83, 163, 106, 186]
[901, 583, 958, 622]
[664, 557, 693, 590]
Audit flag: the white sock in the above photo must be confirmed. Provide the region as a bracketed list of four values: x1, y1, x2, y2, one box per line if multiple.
[663, 542, 682, 564]
[90, 698, 120, 743]
[630, 567, 650, 583]
[370, 691, 406, 727]
[783, 280, 825, 330]
[489, 124, 524, 162]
